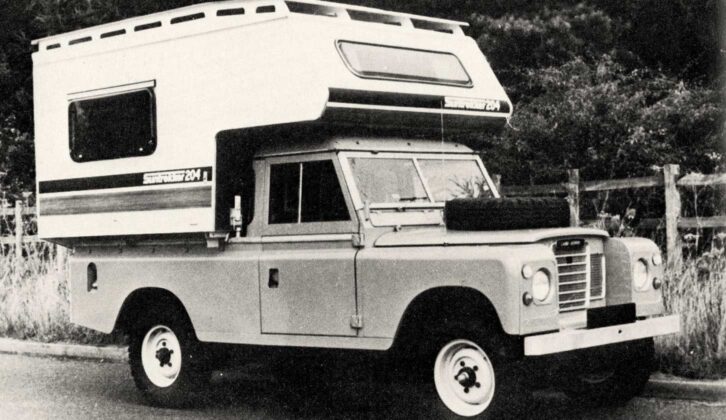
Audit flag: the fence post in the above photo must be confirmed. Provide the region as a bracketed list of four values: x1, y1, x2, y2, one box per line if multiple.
[56, 245, 67, 272]
[566, 169, 580, 227]
[492, 174, 502, 195]
[663, 164, 681, 267]
[14, 201, 23, 273]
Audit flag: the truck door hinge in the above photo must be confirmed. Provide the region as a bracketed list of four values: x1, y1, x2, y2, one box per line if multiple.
[352, 233, 365, 248]
[350, 314, 363, 330]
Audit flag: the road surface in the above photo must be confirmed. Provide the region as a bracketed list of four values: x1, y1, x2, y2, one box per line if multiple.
[1, 353, 725, 419]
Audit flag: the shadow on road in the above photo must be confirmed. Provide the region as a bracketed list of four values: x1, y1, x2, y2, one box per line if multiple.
[164, 366, 604, 420]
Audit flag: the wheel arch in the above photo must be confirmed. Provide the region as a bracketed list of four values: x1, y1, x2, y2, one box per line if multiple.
[391, 286, 521, 358]
[113, 287, 195, 336]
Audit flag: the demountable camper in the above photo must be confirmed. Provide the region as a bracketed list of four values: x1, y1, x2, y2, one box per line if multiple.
[33, 0, 512, 241]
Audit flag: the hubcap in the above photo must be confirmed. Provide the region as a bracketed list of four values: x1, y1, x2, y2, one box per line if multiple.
[434, 339, 495, 417]
[141, 325, 182, 388]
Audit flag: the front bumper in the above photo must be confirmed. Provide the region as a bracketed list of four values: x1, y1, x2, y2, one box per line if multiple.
[523, 314, 680, 356]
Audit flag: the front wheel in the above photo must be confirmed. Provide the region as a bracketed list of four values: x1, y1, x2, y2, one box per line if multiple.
[565, 338, 654, 406]
[416, 334, 527, 419]
[129, 310, 211, 407]
[433, 339, 497, 417]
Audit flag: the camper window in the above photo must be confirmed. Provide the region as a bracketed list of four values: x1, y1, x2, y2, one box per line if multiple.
[68, 89, 156, 162]
[337, 41, 472, 87]
[269, 160, 349, 224]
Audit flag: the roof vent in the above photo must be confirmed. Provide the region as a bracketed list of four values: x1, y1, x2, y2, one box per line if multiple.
[286, 2, 338, 17]
[134, 21, 162, 32]
[171, 12, 205, 25]
[100, 29, 126, 39]
[411, 19, 455, 34]
[217, 7, 245, 16]
[69, 36, 92, 46]
[256, 5, 276, 14]
[348, 10, 406, 26]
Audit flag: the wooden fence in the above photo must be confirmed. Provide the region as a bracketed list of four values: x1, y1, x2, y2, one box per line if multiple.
[3, 164, 725, 267]
[495, 164, 726, 264]
[1, 202, 44, 272]
[1, 202, 38, 244]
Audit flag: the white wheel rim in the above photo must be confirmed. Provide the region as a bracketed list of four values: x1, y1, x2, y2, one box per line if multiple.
[141, 325, 182, 388]
[434, 339, 495, 417]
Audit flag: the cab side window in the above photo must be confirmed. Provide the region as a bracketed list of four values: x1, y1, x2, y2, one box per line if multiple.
[268, 163, 300, 224]
[269, 160, 349, 224]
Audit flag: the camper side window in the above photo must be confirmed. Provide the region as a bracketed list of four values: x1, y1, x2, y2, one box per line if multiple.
[68, 89, 156, 162]
[268, 160, 350, 224]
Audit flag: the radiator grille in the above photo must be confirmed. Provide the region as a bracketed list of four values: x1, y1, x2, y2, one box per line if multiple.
[590, 254, 605, 300]
[555, 241, 607, 312]
[556, 243, 590, 312]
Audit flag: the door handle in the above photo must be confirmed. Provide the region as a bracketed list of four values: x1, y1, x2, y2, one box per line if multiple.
[268, 268, 279, 288]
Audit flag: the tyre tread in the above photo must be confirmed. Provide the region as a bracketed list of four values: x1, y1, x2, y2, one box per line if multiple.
[445, 197, 570, 231]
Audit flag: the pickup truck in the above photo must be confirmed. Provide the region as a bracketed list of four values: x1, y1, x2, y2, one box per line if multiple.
[31, 1, 679, 418]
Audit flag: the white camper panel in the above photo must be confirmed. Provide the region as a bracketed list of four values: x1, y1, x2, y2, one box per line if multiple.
[33, 0, 512, 240]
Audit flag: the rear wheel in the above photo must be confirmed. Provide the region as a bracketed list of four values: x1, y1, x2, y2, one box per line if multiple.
[128, 308, 211, 407]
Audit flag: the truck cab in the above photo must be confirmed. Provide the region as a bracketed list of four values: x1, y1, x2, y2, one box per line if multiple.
[32, 1, 679, 417]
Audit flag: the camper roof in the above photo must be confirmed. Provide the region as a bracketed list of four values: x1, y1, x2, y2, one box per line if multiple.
[32, 0, 468, 53]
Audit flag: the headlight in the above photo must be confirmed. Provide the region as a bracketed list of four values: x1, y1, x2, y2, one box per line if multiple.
[532, 269, 551, 302]
[652, 253, 663, 266]
[633, 259, 649, 291]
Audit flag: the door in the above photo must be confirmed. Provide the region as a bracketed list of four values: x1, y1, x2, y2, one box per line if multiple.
[259, 158, 359, 336]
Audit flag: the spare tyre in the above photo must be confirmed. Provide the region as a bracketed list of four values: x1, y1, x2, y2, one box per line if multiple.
[445, 197, 570, 231]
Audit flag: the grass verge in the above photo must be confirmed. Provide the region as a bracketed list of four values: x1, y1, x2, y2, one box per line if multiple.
[0, 242, 120, 345]
[656, 249, 726, 379]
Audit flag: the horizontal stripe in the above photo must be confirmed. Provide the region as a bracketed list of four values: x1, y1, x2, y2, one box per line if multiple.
[327, 102, 508, 117]
[328, 88, 511, 114]
[39, 186, 212, 216]
[230, 234, 354, 244]
[321, 106, 508, 133]
[39, 166, 213, 193]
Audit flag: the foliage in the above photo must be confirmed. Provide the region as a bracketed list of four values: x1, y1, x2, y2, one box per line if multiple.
[590, 0, 722, 81]
[480, 57, 723, 186]
[657, 239, 726, 379]
[0, 116, 34, 198]
[0, 238, 115, 344]
[465, 2, 724, 222]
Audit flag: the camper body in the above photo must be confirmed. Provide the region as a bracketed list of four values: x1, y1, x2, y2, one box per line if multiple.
[33, 1, 679, 418]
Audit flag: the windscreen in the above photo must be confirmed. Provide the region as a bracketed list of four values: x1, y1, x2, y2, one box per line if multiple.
[349, 158, 429, 204]
[349, 157, 493, 205]
[338, 41, 472, 87]
[418, 159, 493, 201]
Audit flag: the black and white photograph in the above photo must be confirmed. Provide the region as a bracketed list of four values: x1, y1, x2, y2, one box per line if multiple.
[0, 0, 724, 418]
